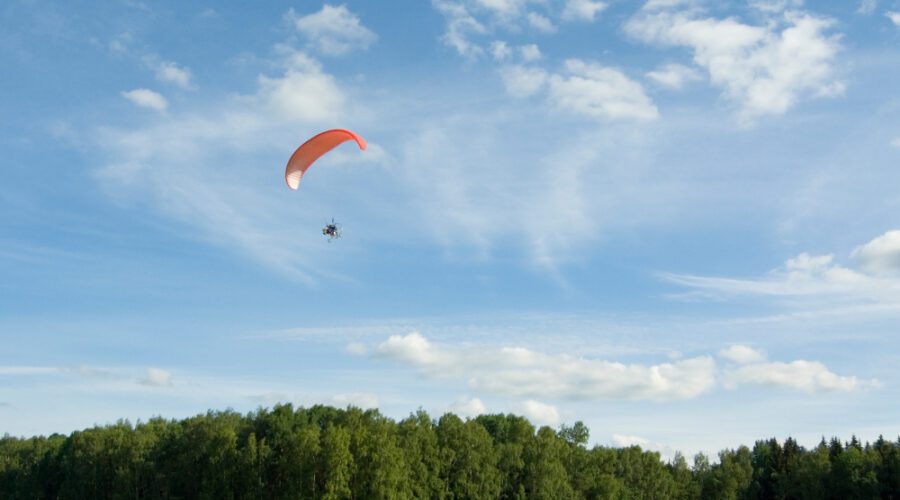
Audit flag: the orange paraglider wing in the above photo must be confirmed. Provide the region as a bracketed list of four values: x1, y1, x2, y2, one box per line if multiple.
[285, 129, 367, 190]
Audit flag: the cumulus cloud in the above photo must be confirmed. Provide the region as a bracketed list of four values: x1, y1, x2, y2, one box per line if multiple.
[561, 0, 607, 22]
[719, 345, 767, 365]
[519, 43, 542, 61]
[257, 51, 345, 123]
[514, 399, 560, 426]
[500, 65, 549, 97]
[851, 230, 900, 275]
[141, 368, 173, 386]
[549, 59, 659, 121]
[287, 4, 377, 56]
[645, 62, 702, 89]
[121, 88, 168, 111]
[887, 11, 900, 26]
[723, 361, 872, 392]
[155, 61, 193, 88]
[375, 332, 717, 401]
[491, 40, 512, 60]
[433, 0, 487, 58]
[625, 5, 844, 122]
[374, 332, 873, 397]
[527, 12, 556, 33]
[449, 396, 487, 417]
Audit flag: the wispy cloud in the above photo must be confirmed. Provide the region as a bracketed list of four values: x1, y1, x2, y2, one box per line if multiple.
[663, 230, 900, 307]
[94, 45, 377, 283]
[857, 0, 877, 15]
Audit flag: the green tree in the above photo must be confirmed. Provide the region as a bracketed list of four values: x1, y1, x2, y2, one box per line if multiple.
[523, 426, 575, 499]
[437, 413, 501, 499]
[321, 423, 353, 500]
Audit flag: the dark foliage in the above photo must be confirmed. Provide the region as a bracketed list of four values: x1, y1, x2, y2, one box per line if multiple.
[1, 405, 898, 499]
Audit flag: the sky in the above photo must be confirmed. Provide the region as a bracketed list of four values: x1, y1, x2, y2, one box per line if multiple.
[2, 0, 900, 458]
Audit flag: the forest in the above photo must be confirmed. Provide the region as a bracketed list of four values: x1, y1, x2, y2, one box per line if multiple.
[1, 404, 898, 499]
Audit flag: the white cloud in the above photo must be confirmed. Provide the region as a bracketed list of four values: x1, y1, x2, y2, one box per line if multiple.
[142, 368, 173, 386]
[857, 0, 877, 14]
[433, 0, 488, 58]
[0, 366, 59, 375]
[475, 0, 527, 16]
[257, 51, 345, 123]
[514, 399, 560, 426]
[887, 11, 900, 26]
[561, 0, 607, 22]
[519, 43, 542, 61]
[155, 61, 193, 89]
[664, 229, 900, 308]
[95, 50, 363, 282]
[372, 331, 875, 398]
[449, 396, 487, 417]
[612, 433, 650, 447]
[626, 7, 844, 123]
[376, 332, 717, 401]
[749, 0, 803, 13]
[1, 364, 183, 389]
[527, 12, 556, 33]
[892, 137, 900, 148]
[500, 65, 549, 97]
[287, 4, 377, 56]
[724, 360, 871, 392]
[121, 88, 168, 111]
[851, 230, 900, 276]
[331, 392, 379, 409]
[719, 345, 766, 364]
[491, 40, 512, 60]
[663, 252, 877, 298]
[549, 59, 659, 121]
[645, 62, 701, 89]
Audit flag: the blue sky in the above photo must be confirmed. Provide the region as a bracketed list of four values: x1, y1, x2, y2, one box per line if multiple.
[2, 0, 900, 457]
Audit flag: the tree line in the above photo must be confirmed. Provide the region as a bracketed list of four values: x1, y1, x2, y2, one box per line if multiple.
[1, 404, 898, 499]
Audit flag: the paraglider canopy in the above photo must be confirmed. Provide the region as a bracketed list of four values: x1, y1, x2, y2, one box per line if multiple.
[284, 129, 366, 190]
